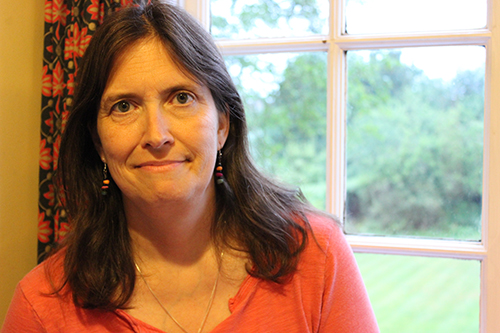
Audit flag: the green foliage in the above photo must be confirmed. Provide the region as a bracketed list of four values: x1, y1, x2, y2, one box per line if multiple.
[225, 48, 484, 239]
[242, 52, 328, 209]
[238, 0, 323, 33]
[346, 50, 484, 238]
[211, 0, 325, 38]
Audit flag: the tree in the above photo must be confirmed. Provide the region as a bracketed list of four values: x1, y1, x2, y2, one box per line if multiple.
[211, 0, 325, 38]
[346, 51, 483, 238]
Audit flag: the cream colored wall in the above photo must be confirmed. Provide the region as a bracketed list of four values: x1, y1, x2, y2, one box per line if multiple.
[0, 0, 44, 325]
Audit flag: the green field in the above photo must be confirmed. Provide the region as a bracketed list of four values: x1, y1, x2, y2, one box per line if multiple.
[354, 253, 480, 332]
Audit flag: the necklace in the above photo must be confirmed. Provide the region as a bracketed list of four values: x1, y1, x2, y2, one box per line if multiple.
[134, 252, 223, 333]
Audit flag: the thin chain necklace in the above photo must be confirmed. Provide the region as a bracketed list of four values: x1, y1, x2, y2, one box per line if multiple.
[134, 252, 223, 333]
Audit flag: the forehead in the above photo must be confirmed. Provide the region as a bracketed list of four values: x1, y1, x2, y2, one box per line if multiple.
[104, 37, 201, 91]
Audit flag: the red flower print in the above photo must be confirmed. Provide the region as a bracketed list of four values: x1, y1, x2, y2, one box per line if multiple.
[53, 136, 61, 170]
[67, 73, 75, 96]
[42, 65, 52, 97]
[87, 0, 100, 21]
[99, 3, 105, 25]
[45, 0, 70, 39]
[38, 212, 53, 243]
[44, 184, 55, 207]
[54, 95, 62, 115]
[52, 61, 65, 97]
[40, 139, 52, 170]
[56, 221, 70, 242]
[52, 0, 69, 26]
[44, 111, 55, 134]
[53, 210, 70, 243]
[64, 23, 92, 60]
[44, 1, 53, 23]
[62, 104, 70, 132]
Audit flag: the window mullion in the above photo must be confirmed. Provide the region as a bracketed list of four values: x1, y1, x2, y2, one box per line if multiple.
[334, 29, 491, 50]
[216, 36, 329, 56]
[181, 0, 210, 29]
[327, 43, 345, 218]
[484, 0, 500, 331]
[348, 235, 486, 260]
[331, 0, 345, 38]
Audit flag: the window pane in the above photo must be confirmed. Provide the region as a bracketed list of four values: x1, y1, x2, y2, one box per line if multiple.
[211, 0, 329, 39]
[345, 46, 485, 240]
[224, 52, 327, 209]
[355, 253, 480, 332]
[346, 0, 487, 35]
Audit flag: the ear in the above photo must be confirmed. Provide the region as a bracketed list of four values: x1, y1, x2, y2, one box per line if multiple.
[97, 147, 106, 163]
[217, 109, 230, 150]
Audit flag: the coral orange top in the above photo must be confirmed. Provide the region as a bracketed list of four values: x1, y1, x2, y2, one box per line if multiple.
[1, 215, 379, 332]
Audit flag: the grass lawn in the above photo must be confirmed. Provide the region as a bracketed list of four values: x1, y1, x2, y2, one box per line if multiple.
[354, 253, 480, 332]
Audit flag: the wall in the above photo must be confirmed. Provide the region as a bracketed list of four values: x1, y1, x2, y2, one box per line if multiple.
[0, 0, 44, 325]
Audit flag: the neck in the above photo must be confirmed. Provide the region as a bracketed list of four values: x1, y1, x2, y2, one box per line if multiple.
[124, 190, 217, 266]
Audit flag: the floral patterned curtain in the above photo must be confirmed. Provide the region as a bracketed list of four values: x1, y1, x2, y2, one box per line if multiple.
[38, 0, 134, 262]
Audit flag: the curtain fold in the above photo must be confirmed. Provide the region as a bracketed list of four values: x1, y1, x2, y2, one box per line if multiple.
[38, 0, 134, 262]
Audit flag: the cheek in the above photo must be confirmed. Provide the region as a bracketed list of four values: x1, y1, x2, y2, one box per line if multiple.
[106, 139, 138, 165]
[192, 123, 220, 160]
[97, 123, 136, 162]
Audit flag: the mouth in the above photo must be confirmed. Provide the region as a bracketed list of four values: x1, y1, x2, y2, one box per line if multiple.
[135, 160, 186, 170]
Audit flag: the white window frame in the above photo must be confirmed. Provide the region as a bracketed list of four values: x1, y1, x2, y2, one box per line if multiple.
[183, 0, 500, 331]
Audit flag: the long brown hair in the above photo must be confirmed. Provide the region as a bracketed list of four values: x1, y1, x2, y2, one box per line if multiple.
[56, 0, 331, 310]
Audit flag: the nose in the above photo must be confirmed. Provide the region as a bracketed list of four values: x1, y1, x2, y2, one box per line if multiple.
[142, 105, 174, 149]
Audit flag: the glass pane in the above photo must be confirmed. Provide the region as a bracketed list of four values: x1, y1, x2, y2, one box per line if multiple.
[355, 253, 480, 332]
[224, 52, 327, 209]
[346, 0, 487, 35]
[345, 46, 485, 240]
[211, 0, 329, 39]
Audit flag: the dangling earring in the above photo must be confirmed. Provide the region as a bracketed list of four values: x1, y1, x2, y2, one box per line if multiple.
[101, 163, 110, 195]
[215, 150, 224, 185]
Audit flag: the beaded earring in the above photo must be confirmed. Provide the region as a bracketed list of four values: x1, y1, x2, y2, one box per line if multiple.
[101, 163, 110, 195]
[215, 150, 224, 185]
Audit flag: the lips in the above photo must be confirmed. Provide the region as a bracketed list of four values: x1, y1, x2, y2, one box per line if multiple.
[135, 159, 185, 169]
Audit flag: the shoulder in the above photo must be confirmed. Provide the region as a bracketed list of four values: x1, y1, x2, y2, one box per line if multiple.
[13, 249, 74, 321]
[1, 251, 69, 332]
[302, 214, 380, 332]
[293, 213, 348, 287]
[3, 250, 136, 332]
[301, 213, 361, 276]
[306, 213, 341, 237]
[297, 212, 365, 292]
[18, 249, 66, 298]
[304, 213, 346, 256]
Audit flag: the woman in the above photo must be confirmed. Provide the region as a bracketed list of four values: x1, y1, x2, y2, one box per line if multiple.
[1, 1, 378, 332]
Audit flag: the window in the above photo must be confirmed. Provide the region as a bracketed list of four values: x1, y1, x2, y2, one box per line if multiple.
[182, 0, 500, 331]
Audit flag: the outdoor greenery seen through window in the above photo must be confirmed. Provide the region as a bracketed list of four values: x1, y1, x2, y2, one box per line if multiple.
[224, 52, 327, 209]
[211, 0, 329, 39]
[346, 48, 484, 240]
[221, 45, 485, 241]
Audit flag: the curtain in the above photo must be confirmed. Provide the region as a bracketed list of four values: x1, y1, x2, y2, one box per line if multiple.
[38, 0, 134, 262]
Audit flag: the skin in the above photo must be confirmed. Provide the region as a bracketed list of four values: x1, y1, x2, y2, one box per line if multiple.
[97, 38, 228, 215]
[96, 37, 247, 332]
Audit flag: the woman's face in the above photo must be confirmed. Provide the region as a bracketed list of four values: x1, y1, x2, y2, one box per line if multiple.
[96, 38, 229, 209]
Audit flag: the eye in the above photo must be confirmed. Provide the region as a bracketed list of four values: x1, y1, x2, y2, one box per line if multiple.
[174, 92, 194, 105]
[112, 100, 133, 113]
